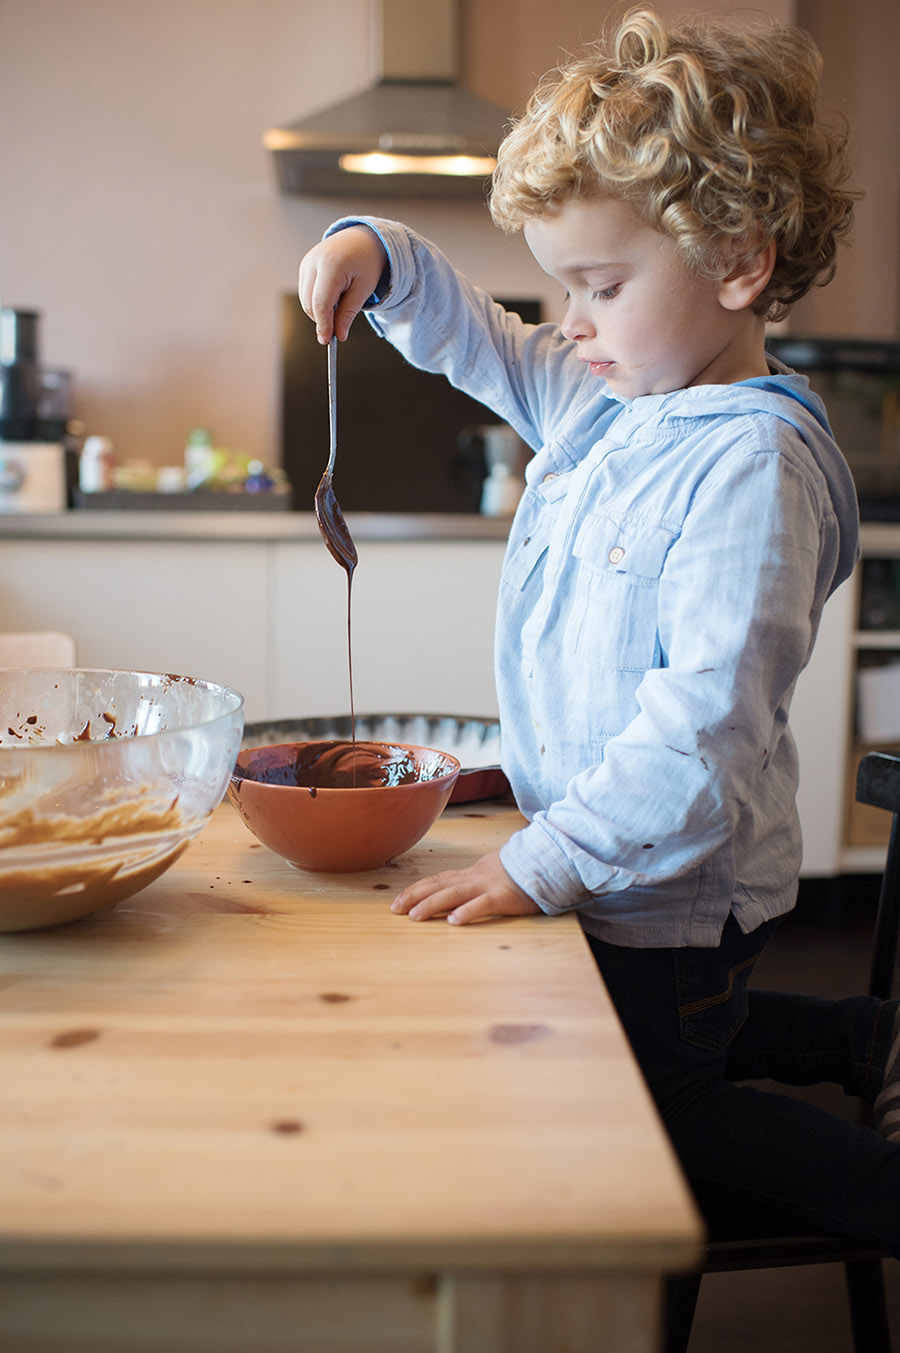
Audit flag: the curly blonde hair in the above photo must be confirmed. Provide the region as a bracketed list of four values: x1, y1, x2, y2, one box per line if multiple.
[490, 8, 857, 320]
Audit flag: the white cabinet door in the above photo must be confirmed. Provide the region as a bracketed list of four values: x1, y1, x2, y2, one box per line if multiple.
[270, 540, 505, 721]
[0, 538, 270, 720]
[791, 576, 856, 876]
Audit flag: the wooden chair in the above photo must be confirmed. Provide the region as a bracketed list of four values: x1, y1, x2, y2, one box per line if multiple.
[664, 750, 900, 1353]
[0, 630, 76, 667]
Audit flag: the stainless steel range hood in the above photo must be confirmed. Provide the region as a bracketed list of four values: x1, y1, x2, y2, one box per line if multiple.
[264, 0, 509, 198]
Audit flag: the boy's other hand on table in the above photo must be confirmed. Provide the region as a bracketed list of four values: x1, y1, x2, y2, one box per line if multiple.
[391, 851, 541, 925]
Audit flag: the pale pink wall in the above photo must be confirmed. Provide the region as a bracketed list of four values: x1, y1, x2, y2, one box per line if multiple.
[0, 0, 892, 473]
[461, 0, 794, 115]
[0, 0, 373, 468]
[791, 0, 900, 336]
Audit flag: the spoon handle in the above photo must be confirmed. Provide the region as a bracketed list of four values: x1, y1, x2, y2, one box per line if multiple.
[326, 335, 337, 477]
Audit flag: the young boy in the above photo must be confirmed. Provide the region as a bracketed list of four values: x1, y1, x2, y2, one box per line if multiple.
[299, 8, 900, 1251]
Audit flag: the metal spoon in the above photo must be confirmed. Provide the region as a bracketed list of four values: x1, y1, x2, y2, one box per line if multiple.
[314, 336, 358, 576]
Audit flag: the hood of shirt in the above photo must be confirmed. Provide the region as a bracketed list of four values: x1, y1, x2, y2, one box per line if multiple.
[602, 356, 860, 588]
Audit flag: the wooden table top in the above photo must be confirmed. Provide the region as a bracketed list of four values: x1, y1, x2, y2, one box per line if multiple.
[0, 798, 702, 1276]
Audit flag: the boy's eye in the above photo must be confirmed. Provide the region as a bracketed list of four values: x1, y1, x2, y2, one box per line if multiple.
[592, 284, 621, 302]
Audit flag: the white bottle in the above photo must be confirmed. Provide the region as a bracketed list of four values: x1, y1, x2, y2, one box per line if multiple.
[79, 436, 116, 493]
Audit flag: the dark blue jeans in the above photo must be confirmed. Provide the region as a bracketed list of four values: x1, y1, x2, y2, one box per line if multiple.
[584, 916, 900, 1257]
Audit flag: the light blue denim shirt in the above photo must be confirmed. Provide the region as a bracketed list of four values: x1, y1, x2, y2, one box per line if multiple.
[327, 217, 860, 948]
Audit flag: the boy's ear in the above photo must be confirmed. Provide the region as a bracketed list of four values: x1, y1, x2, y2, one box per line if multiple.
[718, 239, 776, 311]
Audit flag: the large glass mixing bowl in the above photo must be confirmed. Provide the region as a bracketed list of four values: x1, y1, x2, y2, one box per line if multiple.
[0, 668, 244, 930]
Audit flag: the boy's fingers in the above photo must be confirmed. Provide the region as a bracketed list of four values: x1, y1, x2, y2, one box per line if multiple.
[392, 888, 451, 918]
[308, 278, 341, 343]
[333, 283, 370, 342]
[392, 871, 460, 913]
[298, 275, 368, 344]
[298, 258, 339, 341]
[446, 898, 493, 925]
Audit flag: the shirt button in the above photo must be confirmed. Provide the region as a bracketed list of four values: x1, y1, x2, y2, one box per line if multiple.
[542, 472, 558, 483]
[608, 545, 626, 564]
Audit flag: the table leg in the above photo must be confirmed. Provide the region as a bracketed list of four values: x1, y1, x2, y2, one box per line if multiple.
[437, 1272, 662, 1353]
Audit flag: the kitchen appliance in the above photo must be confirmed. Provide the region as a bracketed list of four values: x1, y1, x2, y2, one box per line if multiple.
[264, 0, 508, 198]
[462, 423, 528, 516]
[0, 308, 71, 513]
[0, 308, 41, 441]
[281, 294, 541, 513]
[0, 443, 68, 514]
[767, 335, 900, 520]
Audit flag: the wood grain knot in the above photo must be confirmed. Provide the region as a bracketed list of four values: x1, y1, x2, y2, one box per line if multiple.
[270, 1119, 305, 1135]
[49, 1028, 101, 1050]
[488, 1023, 551, 1045]
[318, 992, 352, 1003]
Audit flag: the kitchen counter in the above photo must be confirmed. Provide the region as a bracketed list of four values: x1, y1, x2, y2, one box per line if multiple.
[0, 798, 702, 1353]
[0, 509, 513, 543]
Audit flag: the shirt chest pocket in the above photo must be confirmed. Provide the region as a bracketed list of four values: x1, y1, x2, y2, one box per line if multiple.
[567, 514, 677, 671]
[572, 514, 675, 583]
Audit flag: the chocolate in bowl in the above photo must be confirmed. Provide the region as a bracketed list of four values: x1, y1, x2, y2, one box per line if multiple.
[232, 739, 451, 790]
[239, 714, 509, 803]
[228, 739, 460, 872]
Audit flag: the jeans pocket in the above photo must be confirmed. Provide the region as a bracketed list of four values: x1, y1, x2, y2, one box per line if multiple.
[675, 917, 775, 1053]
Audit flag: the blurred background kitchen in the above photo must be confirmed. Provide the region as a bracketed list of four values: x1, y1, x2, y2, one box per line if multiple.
[1, 0, 897, 484]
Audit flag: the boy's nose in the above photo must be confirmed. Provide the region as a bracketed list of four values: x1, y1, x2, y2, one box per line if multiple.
[560, 302, 593, 342]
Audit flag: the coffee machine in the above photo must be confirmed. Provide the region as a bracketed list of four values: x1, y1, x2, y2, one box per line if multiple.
[458, 423, 529, 517]
[0, 308, 71, 513]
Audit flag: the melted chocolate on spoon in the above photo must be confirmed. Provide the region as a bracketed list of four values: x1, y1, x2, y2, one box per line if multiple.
[315, 475, 358, 744]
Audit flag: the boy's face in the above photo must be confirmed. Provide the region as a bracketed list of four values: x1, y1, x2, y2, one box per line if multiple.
[524, 195, 763, 399]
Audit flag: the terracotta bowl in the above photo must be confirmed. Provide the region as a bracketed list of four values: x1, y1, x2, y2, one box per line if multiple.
[227, 739, 460, 872]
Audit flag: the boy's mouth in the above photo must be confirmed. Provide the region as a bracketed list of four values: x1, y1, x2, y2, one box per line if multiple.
[589, 360, 615, 378]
